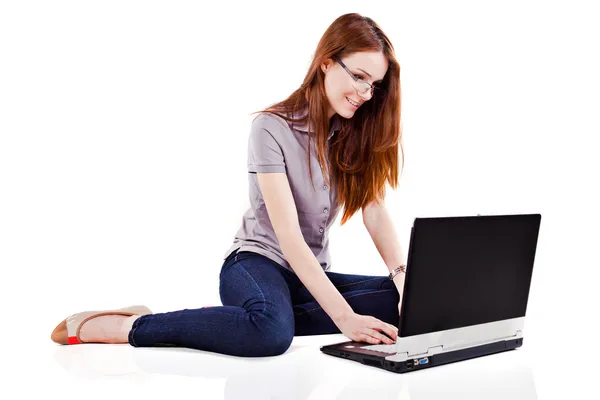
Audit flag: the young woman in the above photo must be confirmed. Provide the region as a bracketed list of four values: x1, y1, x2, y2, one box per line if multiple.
[51, 13, 406, 358]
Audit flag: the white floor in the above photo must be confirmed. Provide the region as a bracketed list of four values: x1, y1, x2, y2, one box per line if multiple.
[8, 324, 597, 400]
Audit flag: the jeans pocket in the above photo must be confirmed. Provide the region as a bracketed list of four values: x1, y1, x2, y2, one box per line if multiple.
[220, 250, 240, 277]
[221, 251, 254, 277]
[234, 251, 256, 264]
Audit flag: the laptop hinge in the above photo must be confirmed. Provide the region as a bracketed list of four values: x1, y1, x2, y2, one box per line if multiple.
[385, 330, 523, 362]
[406, 345, 443, 358]
[441, 330, 523, 354]
[426, 345, 444, 356]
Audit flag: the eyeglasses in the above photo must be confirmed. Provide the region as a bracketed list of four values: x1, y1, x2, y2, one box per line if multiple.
[333, 56, 381, 96]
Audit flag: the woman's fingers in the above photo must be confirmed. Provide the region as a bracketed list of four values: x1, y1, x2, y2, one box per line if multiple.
[371, 318, 397, 340]
[365, 328, 394, 343]
[358, 334, 378, 344]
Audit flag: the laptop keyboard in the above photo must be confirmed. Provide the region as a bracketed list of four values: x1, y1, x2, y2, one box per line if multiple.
[361, 343, 397, 354]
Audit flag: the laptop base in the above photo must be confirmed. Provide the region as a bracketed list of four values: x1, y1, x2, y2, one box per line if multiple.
[320, 337, 523, 373]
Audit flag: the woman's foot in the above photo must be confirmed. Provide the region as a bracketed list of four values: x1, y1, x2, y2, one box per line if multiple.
[51, 305, 152, 345]
[78, 314, 140, 344]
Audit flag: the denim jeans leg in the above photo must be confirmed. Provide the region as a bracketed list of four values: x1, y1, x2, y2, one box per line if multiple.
[128, 251, 297, 357]
[295, 271, 398, 302]
[292, 272, 400, 336]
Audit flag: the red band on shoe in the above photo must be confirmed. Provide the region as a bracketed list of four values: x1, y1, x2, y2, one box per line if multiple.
[68, 336, 81, 345]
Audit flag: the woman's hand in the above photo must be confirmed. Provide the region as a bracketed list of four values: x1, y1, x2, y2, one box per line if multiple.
[334, 312, 398, 344]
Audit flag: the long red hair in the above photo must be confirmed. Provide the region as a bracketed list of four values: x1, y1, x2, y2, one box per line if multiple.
[252, 13, 403, 226]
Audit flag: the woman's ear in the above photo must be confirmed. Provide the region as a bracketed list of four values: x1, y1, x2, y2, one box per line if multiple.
[321, 59, 333, 74]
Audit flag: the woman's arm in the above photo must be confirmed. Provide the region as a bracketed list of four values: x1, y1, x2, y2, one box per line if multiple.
[257, 172, 353, 323]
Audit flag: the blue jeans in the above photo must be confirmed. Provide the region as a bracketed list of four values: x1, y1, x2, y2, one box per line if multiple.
[128, 249, 400, 357]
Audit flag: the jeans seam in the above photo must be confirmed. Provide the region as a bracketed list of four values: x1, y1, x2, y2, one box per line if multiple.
[294, 289, 395, 316]
[297, 277, 383, 294]
[234, 257, 268, 314]
[334, 277, 384, 288]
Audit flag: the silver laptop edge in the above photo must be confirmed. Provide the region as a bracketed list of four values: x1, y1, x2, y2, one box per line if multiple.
[384, 316, 524, 362]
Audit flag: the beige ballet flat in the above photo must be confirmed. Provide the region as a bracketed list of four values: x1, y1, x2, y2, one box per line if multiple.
[51, 305, 152, 345]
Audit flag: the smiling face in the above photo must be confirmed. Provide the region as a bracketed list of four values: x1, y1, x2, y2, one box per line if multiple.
[321, 51, 388, 120]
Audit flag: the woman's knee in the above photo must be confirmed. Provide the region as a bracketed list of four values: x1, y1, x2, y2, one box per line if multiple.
[259, 334, 293, 356]
[249, 311, 295, 356]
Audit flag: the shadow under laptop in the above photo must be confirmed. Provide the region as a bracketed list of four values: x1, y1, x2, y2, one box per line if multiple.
[53, 341, 537, 400]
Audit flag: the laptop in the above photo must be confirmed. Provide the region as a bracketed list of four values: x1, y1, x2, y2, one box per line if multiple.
[321, 213, 541, 373]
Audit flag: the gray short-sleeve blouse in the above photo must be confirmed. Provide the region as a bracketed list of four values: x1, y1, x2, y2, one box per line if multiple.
[223, 107, 342, 273]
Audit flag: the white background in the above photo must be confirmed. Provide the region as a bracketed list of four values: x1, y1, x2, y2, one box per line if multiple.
[1, 0, 598, 399]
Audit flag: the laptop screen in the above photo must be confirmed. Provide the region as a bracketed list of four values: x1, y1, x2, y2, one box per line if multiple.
[399, 214, 541, 337]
